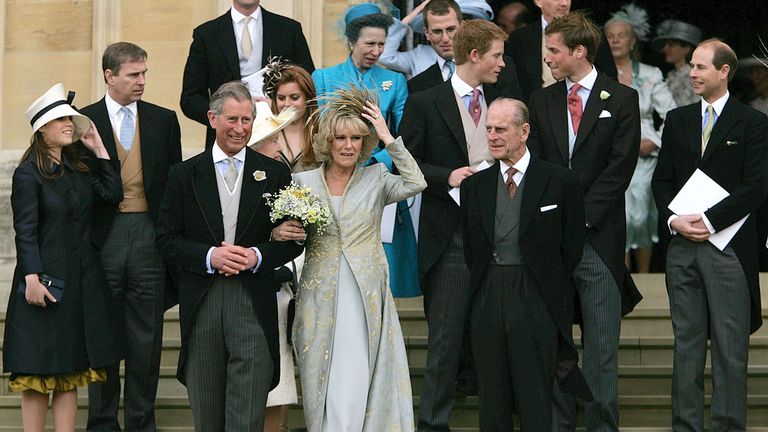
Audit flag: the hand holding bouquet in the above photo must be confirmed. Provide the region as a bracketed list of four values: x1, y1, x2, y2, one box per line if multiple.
[267, 182, 331, 239]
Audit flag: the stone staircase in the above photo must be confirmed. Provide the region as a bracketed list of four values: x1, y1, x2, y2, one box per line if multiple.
[0, 273, 767, 430]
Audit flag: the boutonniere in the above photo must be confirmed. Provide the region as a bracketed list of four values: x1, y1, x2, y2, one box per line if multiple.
[253, 170, 267, 181]
[381, 80, 393, 91]
[600, 90, 611, 101]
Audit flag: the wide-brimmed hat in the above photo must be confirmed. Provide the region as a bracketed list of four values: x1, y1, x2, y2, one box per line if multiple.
[652, 19, 702, 52]
[247, 102, 297, 147]
[411, 0, 494, 34]
[26, 83, 91, 144]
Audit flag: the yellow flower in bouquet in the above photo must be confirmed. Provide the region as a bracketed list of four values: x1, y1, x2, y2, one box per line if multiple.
[268, 182, 331, 234]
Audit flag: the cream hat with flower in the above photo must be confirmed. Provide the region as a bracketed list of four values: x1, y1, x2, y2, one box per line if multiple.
[247, 101, 297, 147]
[25, 83, 91, 144]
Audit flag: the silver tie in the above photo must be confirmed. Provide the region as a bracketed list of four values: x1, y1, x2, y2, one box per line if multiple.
[224, 157, 238, 192]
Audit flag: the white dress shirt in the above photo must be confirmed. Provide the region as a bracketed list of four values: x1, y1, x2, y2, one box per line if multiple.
[565, 66, 597, 158]
[105, 92, 137, 144]
[499, 147, 530, 187]
[232, 6, 264, 77]
[451, 73, 485, 111]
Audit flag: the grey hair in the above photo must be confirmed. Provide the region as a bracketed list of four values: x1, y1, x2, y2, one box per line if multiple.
[209, 81, 256, 117]
[489, 97, 529, 126]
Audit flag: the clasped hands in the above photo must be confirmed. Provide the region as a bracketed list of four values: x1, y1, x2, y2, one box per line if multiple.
[670, 214, 711, 242]
[211, 241, 258, 276]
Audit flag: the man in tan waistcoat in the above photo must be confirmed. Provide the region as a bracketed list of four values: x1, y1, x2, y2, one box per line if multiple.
[81, 42, 182, 432]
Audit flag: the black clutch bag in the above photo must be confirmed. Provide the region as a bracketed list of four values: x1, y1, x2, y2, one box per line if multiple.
[17, 274, 65, 304]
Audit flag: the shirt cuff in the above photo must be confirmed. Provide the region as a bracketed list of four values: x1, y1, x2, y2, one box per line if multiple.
[251, 247, 262, 273]
[205, 246, 215, 274]
[667, 215, 678, 235]
[700, 213, 716, 234]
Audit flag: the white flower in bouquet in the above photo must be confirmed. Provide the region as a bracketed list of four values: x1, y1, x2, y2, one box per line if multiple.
[268, 182, 332, 235]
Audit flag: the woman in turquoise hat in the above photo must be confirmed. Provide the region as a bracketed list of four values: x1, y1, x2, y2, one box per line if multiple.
[312, 1, 420, 299]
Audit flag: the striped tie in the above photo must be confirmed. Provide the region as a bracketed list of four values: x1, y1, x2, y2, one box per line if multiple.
[701, 104, 715, 155]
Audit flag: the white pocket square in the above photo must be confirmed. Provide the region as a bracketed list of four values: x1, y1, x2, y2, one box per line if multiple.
[540, 204, 558, 212]
[598, 110, 612, 118]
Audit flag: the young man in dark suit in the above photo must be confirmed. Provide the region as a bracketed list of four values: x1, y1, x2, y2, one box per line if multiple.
[526, 11, 641, 430]
[460, 97, 591, 429]
[407, 0, 522, 99]
[156, 82, 302, 431]
[504, 0, 617, 103]
[180, 0, 314, 149]
[83, 42, 181, 432]
[652, 39, 768, 430]
[399, 19, 508, 432]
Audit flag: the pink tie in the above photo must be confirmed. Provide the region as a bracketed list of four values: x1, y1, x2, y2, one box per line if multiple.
[568, 83, 583, 134]
[469, 88, 481, 126]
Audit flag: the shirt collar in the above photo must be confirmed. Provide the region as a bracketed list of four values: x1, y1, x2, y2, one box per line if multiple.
[104, 92, 137, 118]
[701, 91, 729, 117]
[212, 143, 247, 165]
[451, 72, 483, 97]
[541, 16, 549, 32]
[499, 146, 531, 177]
[231, 5, 261, 24]
[565, 66, 597, 93]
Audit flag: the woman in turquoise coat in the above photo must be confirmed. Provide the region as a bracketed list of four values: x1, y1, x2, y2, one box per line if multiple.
[312, 2, 419, 298]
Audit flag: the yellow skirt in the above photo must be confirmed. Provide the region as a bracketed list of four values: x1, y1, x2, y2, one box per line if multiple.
[8, 368, 106, 394]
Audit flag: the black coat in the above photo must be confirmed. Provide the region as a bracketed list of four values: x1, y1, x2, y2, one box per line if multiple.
[460, 156, 591, 399]
[4, 155, 123, 375]
[504, 21, 617, 103]
[528, 73, 642, 316]
[180, 8, 315, 148]
[155, 146, 303, 387]
[652, 99, 768, 333]
[400, 80, 507, 279]
[408, 55, 523, 99]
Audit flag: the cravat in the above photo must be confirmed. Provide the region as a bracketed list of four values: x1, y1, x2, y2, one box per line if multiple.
[241, 16, 253, 58]
[469, 88, 481, 126]
[224, 157, 238, 192]
[701, 104, 715, 155]
[119, 106, 134, 151]
[505, 167, 518, 199]
[445, 59, 456, 80]
[567, 83, 583, 135]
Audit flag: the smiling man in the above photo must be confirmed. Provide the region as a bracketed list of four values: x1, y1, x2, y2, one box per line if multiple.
[399, 19, 510, 432]
[526, 11, 641, 430]
[460, 97, 589, 430]
[82, 42, 181, 432]
[156, 82, 302, 431]
[652, 39, 768, 431]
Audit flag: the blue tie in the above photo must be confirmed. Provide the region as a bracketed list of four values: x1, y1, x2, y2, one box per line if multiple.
[119, 106, 135, 151]
[445, 59, 456, 80]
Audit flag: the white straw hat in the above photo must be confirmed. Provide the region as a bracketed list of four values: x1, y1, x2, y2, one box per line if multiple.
[247, 102, 297, 147]
[25, 83, 91, 144]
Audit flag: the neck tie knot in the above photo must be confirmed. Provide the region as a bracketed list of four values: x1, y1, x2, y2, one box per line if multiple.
[505, 166, 518, 198]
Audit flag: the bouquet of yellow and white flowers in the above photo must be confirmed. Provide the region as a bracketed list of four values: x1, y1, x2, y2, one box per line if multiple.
[267, 182, 332, 235]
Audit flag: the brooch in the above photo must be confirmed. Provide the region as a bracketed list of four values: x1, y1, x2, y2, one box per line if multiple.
[381, 80, 393, 91]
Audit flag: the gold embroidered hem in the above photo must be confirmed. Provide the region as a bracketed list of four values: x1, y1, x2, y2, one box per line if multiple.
[8, 368, 106, 393]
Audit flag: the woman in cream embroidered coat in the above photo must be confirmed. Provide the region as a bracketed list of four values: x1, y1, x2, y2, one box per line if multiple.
[287, 87, 425, 431]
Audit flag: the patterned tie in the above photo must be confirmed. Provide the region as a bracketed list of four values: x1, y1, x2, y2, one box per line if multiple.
[469, 88, 482, 126]
[224, 157, 238, 192]
[701, 104, 715, 155]
[119, 106, 134, 151]
[445, 59, 456, 80]
[567, 83, 583, 135]
[505, 166, 518, 199]
[241, 16, 253, 58]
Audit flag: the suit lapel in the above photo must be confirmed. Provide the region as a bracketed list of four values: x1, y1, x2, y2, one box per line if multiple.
[519, 156, 547, 236]
[685, 103, 703, 162]
[435, 83, 469, 160]
[260, 8, 276, 66]
[91, 99, 119, 162]
[193, 150, 225, 243]
[424, 63, 442, 87]
[527, 24, 542, 88]
[235, 148, 267, 242]
[136, 101, 157, 193]
[702, 98, 738, 164]
[573, 74, 607, 152]
[476, 162, 498, 246]
[217, 11, 242, 79]
[545, 82, 569, 164]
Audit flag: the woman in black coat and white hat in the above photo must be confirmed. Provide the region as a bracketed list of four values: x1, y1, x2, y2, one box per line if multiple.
[3, 83, 123, 431]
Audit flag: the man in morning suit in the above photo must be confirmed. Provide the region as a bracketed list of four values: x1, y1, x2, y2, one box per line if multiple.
[181, 0, 314, 149]
[407, 0, 522, 99]
[399, 19, 508, 432]
[83, 42, 182, 432]
[460, 98, 591, 429]
[504, 0, 617, 103]
[156, 82, 302, 430]
[527, 12, 641, 430]
[652, 39, 768, 431]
